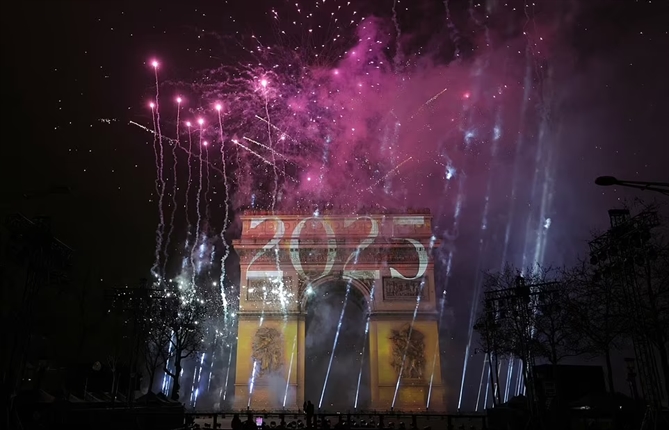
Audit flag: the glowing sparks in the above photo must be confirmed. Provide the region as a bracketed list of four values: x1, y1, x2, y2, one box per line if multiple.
[130, 0, 565, 411]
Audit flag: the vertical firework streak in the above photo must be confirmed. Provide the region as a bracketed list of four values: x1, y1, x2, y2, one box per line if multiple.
[183, 123, 194, 263]
[503, 356, 515, 402]
[163, 98, 181, 277]
[319, 278, 354, 410]
[392, 0, 402, 70]
[216, 107, 231, 314]
[222, 340, 233, 401]
[151, 63, 166, 277]
[443, 0, 461, 59]
[475, 353, 488, 411]
[460, 54, 497, 410]
[207, 335, 216, 393]
[149, 105, 161, 246]
[283, 334, 297, 408]
[354, 281, 376, 409]
[391, 276, 428, 409]
[483, 360, 492, 409]
[391, 236, 437, 409]
[215, 106, 233, 406]
[318, 218, 370, 409]
[263, 84, 279, 212]
[203, 140, 210, 220]
[456, 64, 497, 409]
[426, 278, 448, 409]
[190, 120, 205, 288]
[248, 289, 270, 408]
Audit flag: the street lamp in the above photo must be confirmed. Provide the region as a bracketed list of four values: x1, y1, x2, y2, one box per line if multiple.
[595, 176, 669, 196]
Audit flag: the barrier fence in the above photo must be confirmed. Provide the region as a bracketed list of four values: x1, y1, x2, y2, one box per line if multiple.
[186, 411, 487, 430]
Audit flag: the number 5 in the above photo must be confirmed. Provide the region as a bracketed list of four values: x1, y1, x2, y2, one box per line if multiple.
[389, 220, 428, 280]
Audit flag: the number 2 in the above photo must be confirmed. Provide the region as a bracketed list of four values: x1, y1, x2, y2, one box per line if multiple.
[246, 217, 285, 273]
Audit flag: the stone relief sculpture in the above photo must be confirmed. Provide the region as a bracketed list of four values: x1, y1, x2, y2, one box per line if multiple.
[252, 327, 283, 377]
[389, 324, 426, 379]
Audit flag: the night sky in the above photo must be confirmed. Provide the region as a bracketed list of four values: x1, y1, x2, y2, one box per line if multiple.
[2, 0, 668, 411]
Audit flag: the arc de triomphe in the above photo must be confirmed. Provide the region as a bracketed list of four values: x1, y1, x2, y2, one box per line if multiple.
[233, 210, 445, 411]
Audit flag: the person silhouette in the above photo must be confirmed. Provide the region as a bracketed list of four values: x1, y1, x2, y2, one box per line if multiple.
[306, 400, 315, 428]
[231, 413, 242, 430]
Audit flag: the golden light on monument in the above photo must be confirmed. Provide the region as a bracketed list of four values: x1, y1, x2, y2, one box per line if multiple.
[233, 209, 446, 412]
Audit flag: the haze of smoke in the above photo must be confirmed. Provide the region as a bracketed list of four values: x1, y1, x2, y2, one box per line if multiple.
[166, 0, 668, 410]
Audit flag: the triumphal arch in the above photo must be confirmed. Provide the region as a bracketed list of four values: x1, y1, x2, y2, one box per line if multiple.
[233, 209, 445, 411]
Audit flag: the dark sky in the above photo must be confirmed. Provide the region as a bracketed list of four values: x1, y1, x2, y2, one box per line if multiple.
[2, 0, 666, 283]
[2, 0, 668, 410]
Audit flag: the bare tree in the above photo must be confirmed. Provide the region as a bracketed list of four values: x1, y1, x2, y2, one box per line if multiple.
[141, 307, 171, 394]
[475, 264, 540, 411]
[532, 280, 582, 366]
[161, 299, 205, 401]
[563, 262, 626, 394]
[474, 264, 579, 413]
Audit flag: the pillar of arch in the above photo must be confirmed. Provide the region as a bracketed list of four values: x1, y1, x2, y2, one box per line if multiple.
[233, 212, 446, 412]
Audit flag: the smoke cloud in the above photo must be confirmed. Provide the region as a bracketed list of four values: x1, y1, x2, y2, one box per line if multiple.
[165, 0, 667, 410]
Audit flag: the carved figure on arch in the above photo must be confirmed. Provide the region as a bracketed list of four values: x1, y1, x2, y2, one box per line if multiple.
[389, 324, 426, 379]
[252, 327, 283, 377]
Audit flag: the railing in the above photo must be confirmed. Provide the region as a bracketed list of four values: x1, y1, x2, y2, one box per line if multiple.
[185, 410, 487, 430]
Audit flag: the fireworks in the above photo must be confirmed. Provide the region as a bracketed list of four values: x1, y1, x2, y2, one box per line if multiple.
[134, 0, 563, 411]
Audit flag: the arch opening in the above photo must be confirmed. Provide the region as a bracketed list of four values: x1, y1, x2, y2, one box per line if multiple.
[304, 278, 371, 411]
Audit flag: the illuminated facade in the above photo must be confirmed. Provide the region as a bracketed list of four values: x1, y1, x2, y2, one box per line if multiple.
[233, 210, 445, 411]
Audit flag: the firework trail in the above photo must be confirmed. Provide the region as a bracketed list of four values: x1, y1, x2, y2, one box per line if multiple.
[163, 97, 182, 276]
[231, 139, 275, 166]
[468, 0, 491, 48]
[254, 115, 297, 144]
[150, 60, 166, 278]
[366, 156, 413, 191]
[410, 87, 449, 120]
[191, 118, 205, 288]
[148, 103, 163, 278]
[392, 0, 402, 70]
[283, 334, 297, 408]
[354, 278, 376, 409]
[243, 136, 290, 161]
[391, 237, 437, 410]
[185, 122, 194, 235]
[221, 341, 233, 401]
[203, 139, 211, 220]
[261, 79, 279, 212]
[444, 0, 462, 59]
[216, 105, 231, 315]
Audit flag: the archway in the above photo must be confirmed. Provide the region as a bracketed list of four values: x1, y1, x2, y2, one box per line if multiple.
[303, 277, 371, 411]
[232, 212, 446, 411]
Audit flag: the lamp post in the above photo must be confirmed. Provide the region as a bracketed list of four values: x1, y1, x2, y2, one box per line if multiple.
[595, 176, 669, 196]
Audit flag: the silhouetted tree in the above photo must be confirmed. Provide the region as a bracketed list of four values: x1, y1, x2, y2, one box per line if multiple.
[141, 304, 171, 394]
[532, 280, 581, 365]
[161, 298, 205, 401]
[474, 264, 579, 412]
[562, 262, 626, 394]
